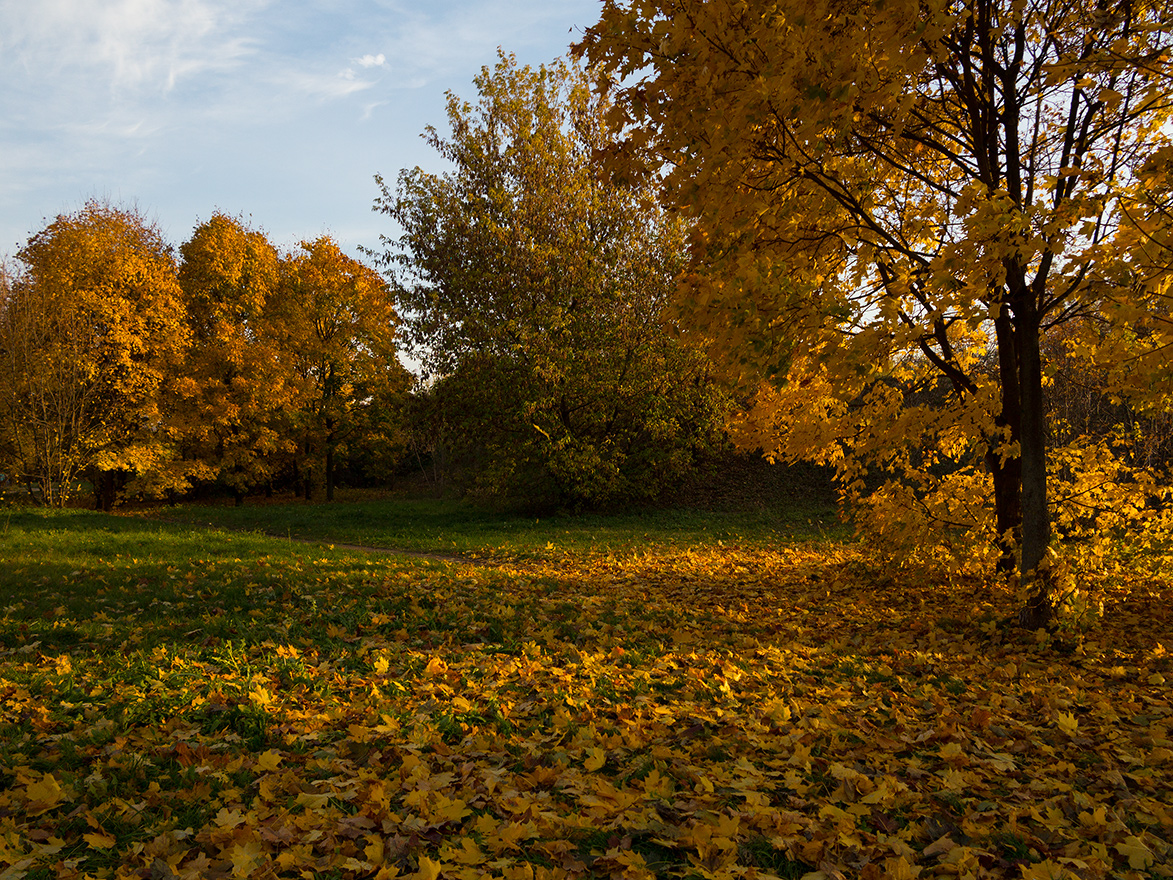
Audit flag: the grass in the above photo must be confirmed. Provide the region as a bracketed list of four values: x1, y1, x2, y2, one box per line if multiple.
[137, 493, 847, 561]
[0, 501, 1170, 880]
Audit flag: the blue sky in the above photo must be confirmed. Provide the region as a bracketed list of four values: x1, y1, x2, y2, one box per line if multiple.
[0, 0, 603, 259]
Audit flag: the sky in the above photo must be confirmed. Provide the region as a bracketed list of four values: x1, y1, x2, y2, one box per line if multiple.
[0, 0, 604, 260]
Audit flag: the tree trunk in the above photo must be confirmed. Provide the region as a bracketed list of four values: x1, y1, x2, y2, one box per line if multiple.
[326, 444, 335, 502]
[94, 470, 116, 512]
[991, 311, 1022, 576]
[1016, 310, 1053, 628]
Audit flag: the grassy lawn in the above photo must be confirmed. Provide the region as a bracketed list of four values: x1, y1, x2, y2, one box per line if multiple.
[138, 495, 846, 562]
[0, 504, 1170, 880]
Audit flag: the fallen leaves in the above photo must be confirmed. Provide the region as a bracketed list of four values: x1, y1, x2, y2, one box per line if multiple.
[0, 532, 1171, 880]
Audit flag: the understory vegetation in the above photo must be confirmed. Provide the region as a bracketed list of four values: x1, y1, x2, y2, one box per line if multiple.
[1, 504, 1170, 880]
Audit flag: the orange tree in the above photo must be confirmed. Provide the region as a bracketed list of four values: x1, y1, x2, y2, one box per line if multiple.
[373, 53, 726, 508]
[272, 236, 411, 501]
[0, 201, 189, 508]
[578, 0, 1173, 622]
[175, 213, 299, 503]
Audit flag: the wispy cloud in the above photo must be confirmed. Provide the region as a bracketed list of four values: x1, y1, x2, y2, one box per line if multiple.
[0, 0, 605, 255]
[1, 0, 265, 94]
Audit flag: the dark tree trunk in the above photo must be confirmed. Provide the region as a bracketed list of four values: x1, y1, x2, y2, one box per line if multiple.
[325, 416, 336, 502]
[1016, 306, 1053, 628]
[991, 311, 1022, 575]
[326, 445, 335, 502]
[93, 470, 116, 512]
[303, 437, 313, 501]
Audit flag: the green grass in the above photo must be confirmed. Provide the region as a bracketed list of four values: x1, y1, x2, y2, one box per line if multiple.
[134, 494, 846, 561]
[0, 506, 458, 648]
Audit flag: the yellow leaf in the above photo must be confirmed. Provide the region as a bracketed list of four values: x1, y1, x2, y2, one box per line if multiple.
[412, 856, 443, 880]
[1115, 836, 1154, 870]
[1020, 859, 1074, 879]
[435, 795, 473, 822]
[366, 834, 386, 866]
[83, 831, 116, 849]
[1055, 712, 1078, 736]
[296, 792, 331, 810]
[449, 837, 485, 866]
[880, 856, 922, 879]
[25, 774, 67, 814]
[425, 656, 448, 677]
[249, 684, 274, 707]
[584, 748, 607, 772]
[256, 749, 282, 772]
[231, 840, 266, 876]
[373, 655, 391, 675]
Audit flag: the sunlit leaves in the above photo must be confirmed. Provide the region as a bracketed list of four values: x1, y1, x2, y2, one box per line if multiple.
[1, 512, 1171, 878]
[577, 0, 1173, 605]
[175, 213, 293, 499]
[0, 200, 189, 506]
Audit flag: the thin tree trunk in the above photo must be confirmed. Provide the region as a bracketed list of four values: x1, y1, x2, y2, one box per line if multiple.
[326, 444, 335, 502]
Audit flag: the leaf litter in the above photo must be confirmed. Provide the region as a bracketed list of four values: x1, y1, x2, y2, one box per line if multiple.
[0, 539, 1170, 880]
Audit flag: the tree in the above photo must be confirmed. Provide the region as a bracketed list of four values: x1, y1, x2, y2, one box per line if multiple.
[579, 0, 1173, 623]
[372, 52, 727, 508]
[272, 236, 410, 502]
[0, 201, 189, 508]
[176, 213, 296, 504]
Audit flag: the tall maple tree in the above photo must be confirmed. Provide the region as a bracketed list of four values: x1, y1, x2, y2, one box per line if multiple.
[373, 52, 726, 507]
[0, 201, 189, 508]
[273, 236, 410, 501]
[176, 213, 296, 503]
[579, 0, 1173, 622]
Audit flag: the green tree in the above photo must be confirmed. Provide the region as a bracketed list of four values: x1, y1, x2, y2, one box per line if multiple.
[176, 213, 296, 504]
[579, 0, 1173, 622]
[373, 52, 726, 508]
[0, 201, 189, 508]
[273, 236, 410, 501]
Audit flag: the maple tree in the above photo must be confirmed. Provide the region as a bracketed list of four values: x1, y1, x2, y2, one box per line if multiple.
[272, 236, 411, 501]
[373, 52, 727, 507]
[176, 213, 297, 504]
[0, 201, 189, 508]
[577, 0, 1173, 623]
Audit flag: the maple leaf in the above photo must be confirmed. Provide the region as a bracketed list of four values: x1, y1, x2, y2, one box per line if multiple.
[24, 774, 68, 815]
[229, 839, 265, 876]
[83, 830, 116, 849]
[411, 856, 443, 880]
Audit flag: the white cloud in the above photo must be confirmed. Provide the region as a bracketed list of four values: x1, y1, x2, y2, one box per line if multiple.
[282, 68, 377, 100]
[355, 53, 386, 68]
[1, 0, 265, 94]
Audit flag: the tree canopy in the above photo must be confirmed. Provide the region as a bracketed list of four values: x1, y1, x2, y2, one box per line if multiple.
[579, 0, 1173, 621]
[373, 52, 727, 508]
[0, 201, 189, 508]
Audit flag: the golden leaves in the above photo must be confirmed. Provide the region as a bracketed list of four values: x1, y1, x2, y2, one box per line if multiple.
[4, 530, 1173, 880]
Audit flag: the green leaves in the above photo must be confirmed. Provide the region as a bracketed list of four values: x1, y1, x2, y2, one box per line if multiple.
[373, 52, 727, 508]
